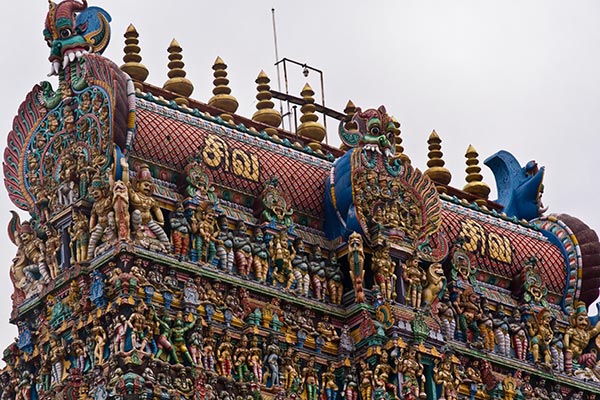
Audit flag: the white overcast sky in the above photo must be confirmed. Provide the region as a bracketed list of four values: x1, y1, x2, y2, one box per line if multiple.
[1, 1, 600, 362]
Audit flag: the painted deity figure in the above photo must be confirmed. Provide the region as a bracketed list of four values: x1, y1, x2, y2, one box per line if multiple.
[169, 202, 191, 259]
[69, 208, 90, 262]
[90, 318, 107, 366]
[322, 362, 339, 400]
[398, 346, 426, 399]
[11, 220, 50, 295]
[232, 220, 253, 277]
[191, 201, 219, 263]
[564, 301, 600, 373]
[217, 331, 234, 378]
[270, 230, 293, 288]
[171, 312, 197, 365]
[455, 286, 482, 343]
[308, 245, 327, 301]
[528, 308, 554, 368]
[433, 356, 459, 400]
[120, 159, 170, 250]
[215, 214, 234, 271]
[510, 308, 528, 361]
[326, 253, 344, 305]
[87, 175, 115, 257]
[437, 291, 457, 340]
[402, 256, 425, 308]
[493, 304, 512, 357]
[291, 238, 311, 296]
[57, 153, 79, 206]
[373, 351, 398, 400]
[372, 244, 396, 301]
[43, 224, 62, 280]
[359, 360, 374, 400]
[347, 232, 366, 303]
[300, 358, 319, 400]
[250, 226, 269, 282]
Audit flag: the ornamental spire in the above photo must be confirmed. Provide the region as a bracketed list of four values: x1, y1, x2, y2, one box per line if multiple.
[163, 39, 194, 105]
[120, 24, 149, 90]
[424, 130, 452, 192]
[208, 56, 238, 124]
[297, 83, 326, 154]
[252, 70, 281, 139]
[463, 144, 490, 205]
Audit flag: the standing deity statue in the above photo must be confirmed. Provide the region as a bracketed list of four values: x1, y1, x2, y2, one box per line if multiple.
[309, 245, 327, 301]
[402, 256, 426, 308]
[326, 253, 344, 305]
[527, 308, 554, 368]
[433, 355, 459, 400]
[120, 159, 170, 250]
[87, 174, 114, 258]
[169, 202, 191, 259]
[509, 308, 528, 361]
[171, 311, 197, 365]
[57, 153, 79, 206]
[250, 226, 269, 283]
[69, 208, 90, 262]
[191, 201, 219, 263]
[493, 304, 511, 357]
[347, 232, 365, 303]
[112, 179, 130, 241]
[43, 224, 62, 280]
[372, 244, 396, 301]
[455, 286, 482, 343]
[214, 214, 234, 271]
[398, 346, 426, 399]
[437, 291, 457, 340]
[291, 238, 310, 296]
[232, 220, 253, 277]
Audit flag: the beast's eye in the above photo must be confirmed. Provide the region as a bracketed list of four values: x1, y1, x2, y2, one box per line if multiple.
[60, 28, 72, 38]
[370, 126, 380, 135]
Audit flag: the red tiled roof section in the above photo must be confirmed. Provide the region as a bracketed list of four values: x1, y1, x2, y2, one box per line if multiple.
[132, 106, 330, 219]
[442, 207, 567, 295]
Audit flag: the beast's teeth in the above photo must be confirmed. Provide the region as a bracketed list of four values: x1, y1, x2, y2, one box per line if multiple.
[75, 50, 82, 59]
[62, 55, 69, 69]
[47, 65, 56, 77]
[82, 49, 88, 54]
[68, 52, 76, 62]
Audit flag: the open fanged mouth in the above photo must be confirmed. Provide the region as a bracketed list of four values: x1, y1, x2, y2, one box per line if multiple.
[48, 47, 89, 76]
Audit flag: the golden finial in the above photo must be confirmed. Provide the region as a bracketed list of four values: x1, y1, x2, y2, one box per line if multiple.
[208, 56, 238, 124]
[424, 130, 451, 192]
[163, 39, 194, 106]
[252, 70, 281, 139]
[339, 100, 357, 151]
[343, 100, 357, 131]
[297, 83, 326, 153]
[463, 144, 490, 206]
[120, 24, 149, 91]
[391, 116, 410, 164]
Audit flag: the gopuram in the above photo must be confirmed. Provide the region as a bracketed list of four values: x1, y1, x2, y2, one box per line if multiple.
[1, 1, 600, 399]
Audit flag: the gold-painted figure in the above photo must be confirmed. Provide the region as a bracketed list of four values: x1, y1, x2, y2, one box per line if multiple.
[402, 257, 425, 308]
[120, 159, 170, 250]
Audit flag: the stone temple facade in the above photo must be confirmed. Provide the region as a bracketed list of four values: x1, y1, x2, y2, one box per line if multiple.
[1, 1, 600, 399]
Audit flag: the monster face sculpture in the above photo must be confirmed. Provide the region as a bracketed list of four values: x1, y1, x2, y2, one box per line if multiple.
[43, 0, 111, 76]
[339, 105, 397, 158]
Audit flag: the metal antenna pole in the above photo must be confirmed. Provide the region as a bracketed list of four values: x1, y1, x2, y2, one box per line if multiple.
[271, 8, 286, 130]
